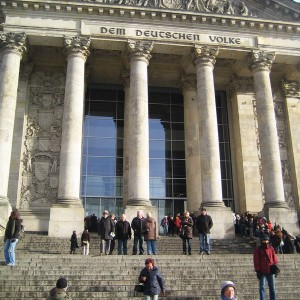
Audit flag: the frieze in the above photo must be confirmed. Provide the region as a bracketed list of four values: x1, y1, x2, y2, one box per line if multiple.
[151, 53, 182, 63]
[82, 0, 256, 16]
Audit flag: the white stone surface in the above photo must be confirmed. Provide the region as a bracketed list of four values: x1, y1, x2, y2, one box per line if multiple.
[48, 207, 85, 237]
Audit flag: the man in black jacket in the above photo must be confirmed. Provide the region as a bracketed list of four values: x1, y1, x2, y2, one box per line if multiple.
[98, 210, 115, 255]
[131, 210, 145, 255]
[195, 208, 213, 255]
[115, 214, 131, 255]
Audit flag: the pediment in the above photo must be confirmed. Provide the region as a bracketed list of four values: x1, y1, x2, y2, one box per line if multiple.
[82, 0, 300, 23]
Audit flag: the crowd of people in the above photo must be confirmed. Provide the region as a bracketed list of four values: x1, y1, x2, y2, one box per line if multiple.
[234, 212, 300, 254]
[2, 208, 299, 300]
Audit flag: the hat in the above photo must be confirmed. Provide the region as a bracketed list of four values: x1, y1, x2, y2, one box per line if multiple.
[56, 277, 68, 289]
[221, 281, 235, 295]
[201, 207, 207, 211]
[145, 258, 154, 265]
[260, 234, 270, 241]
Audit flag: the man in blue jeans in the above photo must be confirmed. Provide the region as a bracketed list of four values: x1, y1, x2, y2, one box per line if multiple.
[253, 234, 278, 300]
[195, 208, 213, 255]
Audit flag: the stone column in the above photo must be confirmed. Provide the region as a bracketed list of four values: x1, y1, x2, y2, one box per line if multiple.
[121, 69, 130, 208]
[249, 51, 287, 208]
[180, 73, 202, 212]
[48, 36, 91, 237]
[193, 46, 234, 238]
[126, 40, 153, 207]
[249, 51, 299, 234]
[0, 32, 27, 232]
[193, 46, 223, 207]
[124, 40, 157, 227]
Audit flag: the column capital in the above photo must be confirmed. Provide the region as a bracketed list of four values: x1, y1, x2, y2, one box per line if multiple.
[180, 73, 197, 92]
[281, 80, 300, 98]
[249, 50, 275, 73]
[230, 76, 254, 94]
[0, 32, 27, 56]
[193, 45, 219, 68]
[127, 40, 153, 64]
[64, 35, 91, 61]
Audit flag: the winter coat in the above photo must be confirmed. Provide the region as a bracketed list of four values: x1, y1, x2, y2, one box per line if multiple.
[115, 220, 132, 240]
[4, 217, 22, 242]
[180, 217, 193, 239]
[220, 296, 236, 300]
[143, 217, 157, 241]
[98, 216, 115, 240]
[139, 266, 165, 296]
[70, 233, 79, 250]
[253, 244, 278, 274]
[195, 214, 213, 234]
[131, 217, 145, 237]
[46, 288, 72, 299]
[81, 231, 90, 243]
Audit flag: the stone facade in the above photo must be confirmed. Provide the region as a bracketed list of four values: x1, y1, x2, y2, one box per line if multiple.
[0, 0, 300, 237]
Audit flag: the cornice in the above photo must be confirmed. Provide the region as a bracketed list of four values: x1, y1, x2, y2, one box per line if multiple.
[1, 0, 300, 34]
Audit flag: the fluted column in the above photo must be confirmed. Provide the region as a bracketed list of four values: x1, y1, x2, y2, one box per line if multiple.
[49, 36, 90, 237]
[181, 73, 202, 212]
[56, 36, 91, 206]
[121, 69, 130, 208]
[126, 40, 153, 206]
[0, 32, 27, 226]
[249, 51, 287, 208]
[193, 46, 224, 207]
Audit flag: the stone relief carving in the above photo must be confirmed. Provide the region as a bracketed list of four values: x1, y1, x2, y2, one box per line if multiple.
[273, 92, 295, 209]
[82, 0, 256, 16]
[20, 72, 65, 209]
[281, 80, 300, 98]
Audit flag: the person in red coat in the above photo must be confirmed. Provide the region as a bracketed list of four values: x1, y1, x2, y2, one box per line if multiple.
[253, 234, 278, 300]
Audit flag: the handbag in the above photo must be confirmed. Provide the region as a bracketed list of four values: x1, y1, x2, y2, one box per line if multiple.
[134, 284, 144, 293]
[270, 264, 280, 276]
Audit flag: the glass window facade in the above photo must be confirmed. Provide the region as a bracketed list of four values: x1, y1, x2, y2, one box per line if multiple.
[81, 87, 234, 218]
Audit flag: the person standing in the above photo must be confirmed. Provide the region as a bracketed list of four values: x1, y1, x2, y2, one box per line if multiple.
[143, 212, 157, 255]
[131, 210, 145, 255]
[4, 209, 22, 267]
[139, 258, 165, 300]
[70, 231, 79, 254]
[180, 211, 193, 255]
[253, 235, 278, 300]
[81, 229, 90, 256]
[109, 213, 117, 255]
[115, 214, 132, 255]
[196, 208, 213, 255]
[98, 210, 115, 255]
[160, 216, 168, 236]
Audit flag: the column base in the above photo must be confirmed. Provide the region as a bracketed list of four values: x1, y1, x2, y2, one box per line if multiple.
[201, 205, 235, 239]
[261, 205, 300, 236]
[48, 206, 84, 237]
[127, 197, 152, 206]
[0, 197, 12, 237]
[56, 197, 83, 207]
[18, 208, 50, 232]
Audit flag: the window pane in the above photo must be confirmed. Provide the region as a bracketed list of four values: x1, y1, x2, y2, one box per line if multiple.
[149, 104, 170, 122]
[172, 160, 186, 178]
[100, 197, 115, 214]
[171, 105, 184, 122]
[171, 123, 184, 140]
[172, 141, 185, 159]
[85, 176, 115, 196]
[88, 118, 116, 138]
[89, 101, 116, 118]
[150, 178, 166, 198]
[149, 121, 167, 140]
[173, 179, 186, 197]
[150, 159, 166, 177]
[150, 140, 166, 159]
[87, 138, 116, 156]
[86, 157, 115, 176]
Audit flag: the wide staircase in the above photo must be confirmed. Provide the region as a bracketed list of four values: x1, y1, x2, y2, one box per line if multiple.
[0, 233, 299, 299]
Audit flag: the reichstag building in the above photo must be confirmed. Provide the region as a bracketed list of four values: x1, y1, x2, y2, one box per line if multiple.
[0, 0, 299, 237]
